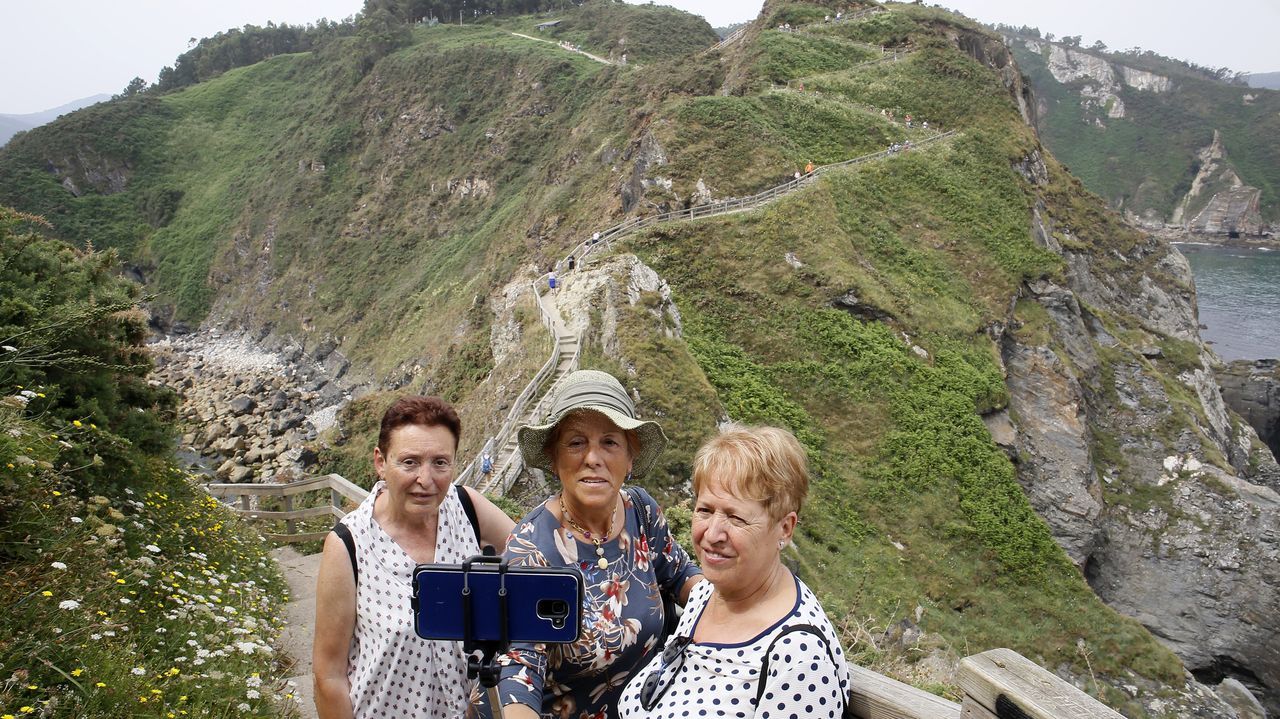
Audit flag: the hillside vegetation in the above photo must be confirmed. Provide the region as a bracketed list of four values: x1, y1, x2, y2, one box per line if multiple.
[0, 209, 293, 716]
[0, 1, 1250, 715]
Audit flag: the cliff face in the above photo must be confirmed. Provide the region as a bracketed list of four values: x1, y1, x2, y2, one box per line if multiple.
[1172, 130, 1267, 237]
[1002, 156, 1280, 710]
[1008, 35, 1280, 239]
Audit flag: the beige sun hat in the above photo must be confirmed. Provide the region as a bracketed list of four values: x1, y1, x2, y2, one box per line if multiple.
[518, 369, 668, 479]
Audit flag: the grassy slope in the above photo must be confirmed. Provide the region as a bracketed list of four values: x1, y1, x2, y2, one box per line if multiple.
[1010, 37, 1280, 222]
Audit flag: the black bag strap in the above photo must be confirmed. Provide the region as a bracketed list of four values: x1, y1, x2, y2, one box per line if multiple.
[754, 623, 849, 717]
[333, 487, 481, 586]
[455, 484, 482, 547]
[332, 521, 358, 585]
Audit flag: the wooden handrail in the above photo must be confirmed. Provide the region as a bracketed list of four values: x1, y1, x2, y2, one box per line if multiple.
[205, 473, 368, 544]
[849, 663, 959, 718]
[458, 281, 564, 488]
[957, 648, 1122, 719]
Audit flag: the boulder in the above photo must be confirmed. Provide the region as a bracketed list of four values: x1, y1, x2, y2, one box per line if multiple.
[228, 395, 256, 415]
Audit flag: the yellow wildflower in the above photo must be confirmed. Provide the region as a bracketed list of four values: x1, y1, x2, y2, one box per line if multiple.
[41, 591, 52, 597]
[71, 669, 83, 677]
[72, 420, 82, 427]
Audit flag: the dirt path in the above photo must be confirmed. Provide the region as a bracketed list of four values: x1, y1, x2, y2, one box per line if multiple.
[273, 546, 321, 719]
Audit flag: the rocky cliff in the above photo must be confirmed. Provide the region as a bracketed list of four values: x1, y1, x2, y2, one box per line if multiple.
[1007, 34, 1280, 241]
[1217, 359, 1280, 459]
[1003, 149, 1280, 712]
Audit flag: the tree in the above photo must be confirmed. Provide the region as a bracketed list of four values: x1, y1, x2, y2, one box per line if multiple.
[114, 77, 148, 100]
[1090, 40, 1107, 52]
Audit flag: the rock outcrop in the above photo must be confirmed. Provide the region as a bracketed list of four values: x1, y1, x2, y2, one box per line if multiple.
[1217, 359, 1280, 462]
[1016, 40, 1173, 125]
[149, 331, 351, 483]
[1002, 200, 1280, 713]
[1172, 130, 1268, 237]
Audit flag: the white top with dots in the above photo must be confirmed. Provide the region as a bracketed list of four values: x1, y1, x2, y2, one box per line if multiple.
[341, 480, 479, 719]
[617, 574, 851, 719]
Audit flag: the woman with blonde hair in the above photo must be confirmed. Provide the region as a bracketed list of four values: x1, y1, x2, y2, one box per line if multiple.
[618, 424, 851, 718]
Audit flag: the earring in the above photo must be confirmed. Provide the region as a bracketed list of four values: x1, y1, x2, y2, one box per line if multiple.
[625, 471, 633, 484]
[778, 541, 785, 550]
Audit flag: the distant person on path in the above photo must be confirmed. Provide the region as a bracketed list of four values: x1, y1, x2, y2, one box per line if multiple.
[549, 269, 557, 291]
[469, 370, 703, 719]
[617, 425, 851, 718]
[805, 161, 815, 174]
[312, 396, 515, 719]
[567, 254, 576, 271]
[794, 170, 802, 181]
[481, 448, 493, 481]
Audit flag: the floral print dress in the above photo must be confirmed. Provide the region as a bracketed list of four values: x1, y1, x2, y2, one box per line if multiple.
[470, 487, 700, 719]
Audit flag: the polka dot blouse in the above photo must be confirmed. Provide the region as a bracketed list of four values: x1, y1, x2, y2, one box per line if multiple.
[616, 575, 851, 719]
[339, 480, 479, 719]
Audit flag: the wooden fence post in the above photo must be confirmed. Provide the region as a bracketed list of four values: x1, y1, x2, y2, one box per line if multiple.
[957, 648, 1123, 719]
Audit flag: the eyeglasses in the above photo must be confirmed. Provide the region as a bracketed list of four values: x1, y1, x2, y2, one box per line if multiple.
[639, 635, 692, 710]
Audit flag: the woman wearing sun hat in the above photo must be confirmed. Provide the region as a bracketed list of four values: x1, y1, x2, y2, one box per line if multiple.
[470, 369, 703, 719]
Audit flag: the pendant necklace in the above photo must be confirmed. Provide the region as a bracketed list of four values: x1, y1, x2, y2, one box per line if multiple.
[562, 495, 616, 570]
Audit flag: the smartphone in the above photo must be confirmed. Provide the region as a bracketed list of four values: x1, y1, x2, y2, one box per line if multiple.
[412, 562, 584, 644]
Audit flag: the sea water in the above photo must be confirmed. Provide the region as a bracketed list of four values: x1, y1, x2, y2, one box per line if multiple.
[1177, 243, 1280, 361]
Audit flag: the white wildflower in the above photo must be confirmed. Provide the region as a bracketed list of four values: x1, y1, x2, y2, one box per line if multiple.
[70, 517, 83, 524]
[131, 667, 146, 676]
[58, 600, 81, 610]
[245, 689, 260, 700]
[145, 544, 162, 554]
[236, 704, 250, 712]
[50, 561, 67, 570]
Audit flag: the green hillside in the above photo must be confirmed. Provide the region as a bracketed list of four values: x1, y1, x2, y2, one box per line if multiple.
[1006, 34, 1280, 224]
[0, 209, 292, 715]
[0, 1, 1253, 715]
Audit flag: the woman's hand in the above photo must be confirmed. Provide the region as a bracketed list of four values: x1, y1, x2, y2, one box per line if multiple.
[313, 531, 358, 719]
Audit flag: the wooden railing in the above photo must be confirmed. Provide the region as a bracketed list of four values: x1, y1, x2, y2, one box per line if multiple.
[846, 647, 1122, 718]
[205, 473, 368, 543]
[456, 280, 566, 490]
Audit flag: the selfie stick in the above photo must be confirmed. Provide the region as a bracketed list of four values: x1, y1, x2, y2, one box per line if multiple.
[461, 550, 509, 719]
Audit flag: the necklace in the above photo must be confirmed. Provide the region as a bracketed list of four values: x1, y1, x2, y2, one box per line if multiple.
[561, 494, 616, 570]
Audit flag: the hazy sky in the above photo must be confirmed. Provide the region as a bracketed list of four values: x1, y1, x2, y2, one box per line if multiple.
[1, 0, 1276, 115]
